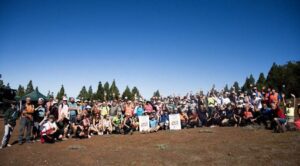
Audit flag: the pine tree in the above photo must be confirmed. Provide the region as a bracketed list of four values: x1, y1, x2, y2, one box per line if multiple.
[109, 79, 120, 100]
[122, 86, 132, 100]
[256, 73, 266, 90]
[56, 85, 65, 100]
[87, 85, 93, 100]
[78, 86, 88, 100]
[95, 81, 104, 101]
[131, 86, 141, 100]
[16, 85, 25, 97]
[25, 80, 34, 94]
[153, 90, 161, 98]
[249, 74, 256, 86]
[223, 84, 229, 92]
[231, 81, 240, 93]
[103, 82, 110, 101]
[35, 86, 39, 92]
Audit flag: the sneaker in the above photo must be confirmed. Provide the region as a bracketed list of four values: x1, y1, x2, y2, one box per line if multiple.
[7, 144, 11, 147]
[88, 135, 91, 139]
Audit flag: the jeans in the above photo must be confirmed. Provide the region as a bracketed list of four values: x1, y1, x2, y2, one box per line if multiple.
[1, 124, 13, 147]
[18, 117, 32, 143]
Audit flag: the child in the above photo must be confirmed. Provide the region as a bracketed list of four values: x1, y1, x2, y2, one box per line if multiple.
[1, 101, 19, 149]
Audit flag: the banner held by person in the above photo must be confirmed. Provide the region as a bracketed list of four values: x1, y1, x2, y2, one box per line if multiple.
[169, 114, 181, 130]
[139, 115, 150, 132]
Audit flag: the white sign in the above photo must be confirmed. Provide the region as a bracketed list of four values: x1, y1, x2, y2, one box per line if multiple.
[139, 115, 150, 132]
[169, 114, 181, 130]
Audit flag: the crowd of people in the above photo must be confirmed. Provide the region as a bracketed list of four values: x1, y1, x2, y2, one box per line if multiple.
[1, 85, 300, 148]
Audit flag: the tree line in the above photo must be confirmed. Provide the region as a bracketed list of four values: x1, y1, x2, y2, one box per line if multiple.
[1, 61, 299, 100]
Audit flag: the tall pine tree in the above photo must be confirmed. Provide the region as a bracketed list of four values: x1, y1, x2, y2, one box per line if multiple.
[256, 73, 266, 90]
[103, 82, 110, 101]
[153, 90, 161, 98]
[78, 86, 88, 100]
[131, 86, 141, 100]
[109, 79, 120, 100]
[95, 81, 104, 101]
[25, 80, 34, 94]
[56, 85, 65, 100]
[87, 85, 93, 100]
[122, 86, 132, 100]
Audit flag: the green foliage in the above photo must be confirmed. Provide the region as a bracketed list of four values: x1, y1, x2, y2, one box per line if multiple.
[131, 86, 141, 100]
[266, 61, 300, 97]
[231, 81, 240, 93]
[256, 72, 266, 91]
[25, 80, 34, 94]
[223, 84, 229, 92]
[77, 86, 88, 100]
[16, 85, 25, 97]
[153, 90, 161, 98]
[95, 81, 104, 101]
[87, 86, 93, 100]
[56, 85, 65, 100]
[109, 79, 120, 100]
[122, 86, 132, 100]
[103, 82, 110, 100]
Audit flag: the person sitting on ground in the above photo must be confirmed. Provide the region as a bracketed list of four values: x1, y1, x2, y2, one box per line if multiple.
[72, 114, 84, 138]
[102, 115, 112, 135]
[188, 110, 199, 128]
[158, 110, 169, 130]
[82, 113, 91, 138]
[243, 104, 254, 125]
[41, 115, 58, 144]
[122, 114, 133, 135]
[271, 103, 287, 133]
[178, 109, 188, 129]
[149, 114, 160, 133]
[283, 94, 296, 129]
[112, 113, 122, 134]
[89, 113, 101, 135]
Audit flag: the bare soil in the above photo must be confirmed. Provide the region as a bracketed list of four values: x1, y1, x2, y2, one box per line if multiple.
[0, 119, 299, 166]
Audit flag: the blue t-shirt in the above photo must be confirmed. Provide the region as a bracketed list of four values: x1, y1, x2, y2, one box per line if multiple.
[160, 114, 169, 123]
[150, 119, 157, 128]
[136, 107, 144, 116]
[68, 102, 77, 116]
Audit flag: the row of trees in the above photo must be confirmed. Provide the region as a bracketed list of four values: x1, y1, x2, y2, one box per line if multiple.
[222, 61, 300, 98]
[7, 61, 300, 100]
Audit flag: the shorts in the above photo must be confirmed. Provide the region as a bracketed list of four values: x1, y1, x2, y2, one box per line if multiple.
[287, 116, 294, 123]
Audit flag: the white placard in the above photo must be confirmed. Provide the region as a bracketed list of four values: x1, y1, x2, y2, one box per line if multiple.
[139, 115, 150, 132]
[169, 114, 181, 130]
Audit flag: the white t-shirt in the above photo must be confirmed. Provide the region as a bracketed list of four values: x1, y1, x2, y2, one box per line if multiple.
[59, 104, 69, 120]
[42, 121, 58, 135]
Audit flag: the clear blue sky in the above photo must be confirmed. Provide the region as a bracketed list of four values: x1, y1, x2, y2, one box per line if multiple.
[0, 0, 299, 99]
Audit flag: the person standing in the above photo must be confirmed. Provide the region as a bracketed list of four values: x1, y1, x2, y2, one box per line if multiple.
[33, 98, 46, 141]
[18, 97, 35, 144]
[0, 101, 19, 149]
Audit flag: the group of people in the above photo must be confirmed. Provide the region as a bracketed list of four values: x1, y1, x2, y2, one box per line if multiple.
[1, 85, 300, 148]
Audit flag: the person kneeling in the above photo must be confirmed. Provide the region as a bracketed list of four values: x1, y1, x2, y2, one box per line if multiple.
[41, 115, 58, 144]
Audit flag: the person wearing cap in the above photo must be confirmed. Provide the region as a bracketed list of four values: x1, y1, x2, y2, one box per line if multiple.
[18, 97, 35, 144]
[49, 100, 59, 120]
[1, 101, 19, 149]
[41, 115, 58, 143]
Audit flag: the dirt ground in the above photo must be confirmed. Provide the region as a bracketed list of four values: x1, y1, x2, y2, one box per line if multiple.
[0, 119, 299, 166]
